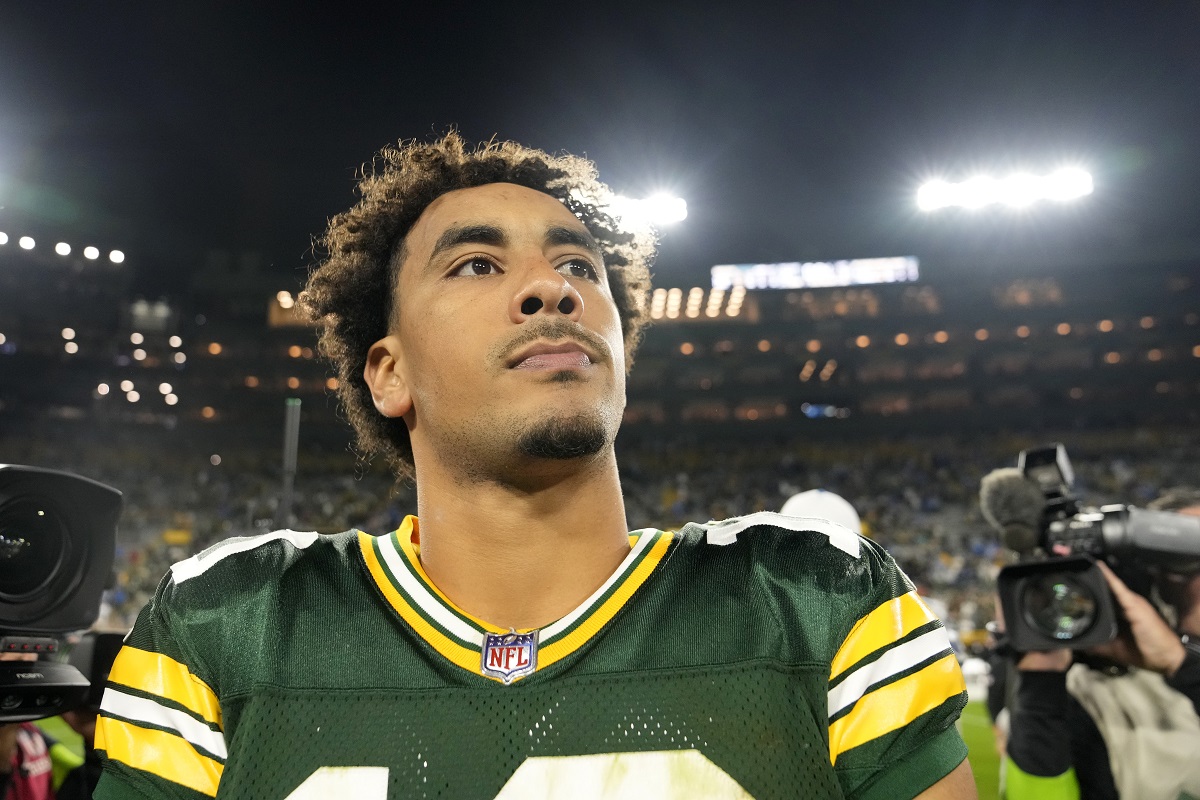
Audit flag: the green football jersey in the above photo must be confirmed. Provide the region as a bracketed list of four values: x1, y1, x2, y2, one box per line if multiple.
[95, 513, 967, 800]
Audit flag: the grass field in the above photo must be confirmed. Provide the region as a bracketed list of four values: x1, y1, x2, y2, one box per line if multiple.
[961, 701, 1001, 800]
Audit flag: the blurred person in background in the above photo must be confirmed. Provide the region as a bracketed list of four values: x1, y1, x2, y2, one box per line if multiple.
[1, 654, 62, 800]
[780, 488, 864, 533]
[94, 132, 973, 799]
[1001, 487, 1200, 800]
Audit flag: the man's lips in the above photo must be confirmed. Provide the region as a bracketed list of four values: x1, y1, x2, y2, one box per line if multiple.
[508, 341, 595, 370]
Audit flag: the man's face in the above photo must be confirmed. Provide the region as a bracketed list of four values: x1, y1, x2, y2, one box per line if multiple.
[368, 182, 627, 480]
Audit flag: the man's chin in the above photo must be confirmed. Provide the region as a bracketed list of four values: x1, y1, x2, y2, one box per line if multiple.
[516, 413, 610, 460]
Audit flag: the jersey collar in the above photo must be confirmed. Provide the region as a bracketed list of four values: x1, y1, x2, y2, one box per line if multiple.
[358, 516, 673, 683]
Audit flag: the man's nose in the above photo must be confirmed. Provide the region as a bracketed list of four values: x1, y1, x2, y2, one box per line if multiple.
[510, 267, 585, 323]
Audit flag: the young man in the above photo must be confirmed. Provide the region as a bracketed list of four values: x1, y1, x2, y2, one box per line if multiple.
[94, 134, 974, 799]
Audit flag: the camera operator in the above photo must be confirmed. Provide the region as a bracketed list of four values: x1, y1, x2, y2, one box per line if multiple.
[1003, 488, 1200, 800]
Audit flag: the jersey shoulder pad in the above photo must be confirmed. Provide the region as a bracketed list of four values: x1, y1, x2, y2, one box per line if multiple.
[698, 511, 862, 558]
[169, 529, 324, 585]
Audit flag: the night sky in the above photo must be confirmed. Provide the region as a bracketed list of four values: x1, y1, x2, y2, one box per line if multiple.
[2, 2, 1198, 296]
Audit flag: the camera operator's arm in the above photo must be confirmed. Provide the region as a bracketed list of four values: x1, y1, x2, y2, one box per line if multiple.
[1004, 649, 1082, 799]
[1092, 562, 1200, 713]
[1092, 563, 1187, 671]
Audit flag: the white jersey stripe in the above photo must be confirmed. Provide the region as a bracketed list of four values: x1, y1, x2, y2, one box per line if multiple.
[376, 536, 485, 647]
[704, 512, 861, 557]
[171, 530, 319, 584]
[101, 687, 229, 760]
[827, 627, 954, 719]
[541, 531, 657, 640]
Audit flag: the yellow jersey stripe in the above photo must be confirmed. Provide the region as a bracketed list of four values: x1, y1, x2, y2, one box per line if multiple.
[95, 716, 223, 797]
[827, 652, 965, 763]
[393, 520, 510, 635]
[393, 524, 646, 639]
[359, 531, 481, 674]
[829, 591, 937, 682]
[538, 531, 674, 669]
[108, 646, 221, 726]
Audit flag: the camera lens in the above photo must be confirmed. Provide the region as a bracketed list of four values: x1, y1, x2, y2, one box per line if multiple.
[1021, 574, 1097, 641]
[0, 497, 69, 600]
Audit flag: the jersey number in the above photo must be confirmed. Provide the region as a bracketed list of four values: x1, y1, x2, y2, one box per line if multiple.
[283, 752, 754, 799]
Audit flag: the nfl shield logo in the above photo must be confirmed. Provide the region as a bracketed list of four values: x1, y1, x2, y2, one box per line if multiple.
[481, 629, 539, 684]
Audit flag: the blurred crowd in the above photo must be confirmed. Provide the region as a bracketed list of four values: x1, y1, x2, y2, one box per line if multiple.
[6, 423, 1199, 648]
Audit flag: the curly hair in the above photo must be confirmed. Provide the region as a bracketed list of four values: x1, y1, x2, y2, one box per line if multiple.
[300, 132, 656, 482]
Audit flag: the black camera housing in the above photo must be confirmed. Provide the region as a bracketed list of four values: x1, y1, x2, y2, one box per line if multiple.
[997, 555, 1118, 651]
[994, 444, 1200, 652]
[0, 464, 122, 722]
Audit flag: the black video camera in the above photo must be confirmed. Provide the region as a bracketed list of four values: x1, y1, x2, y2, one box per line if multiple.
[0, 465, 121, 722]
[984, 445, 1200, 652]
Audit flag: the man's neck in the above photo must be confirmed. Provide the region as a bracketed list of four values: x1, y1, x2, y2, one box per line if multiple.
[411, 452, 631, 631]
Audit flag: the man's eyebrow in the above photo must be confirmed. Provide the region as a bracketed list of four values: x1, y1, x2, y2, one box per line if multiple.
[427, 224, 507, 269]
[545, 225, 603, 258]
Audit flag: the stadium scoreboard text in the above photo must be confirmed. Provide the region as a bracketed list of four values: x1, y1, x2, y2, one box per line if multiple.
[710, 257, 919, 290]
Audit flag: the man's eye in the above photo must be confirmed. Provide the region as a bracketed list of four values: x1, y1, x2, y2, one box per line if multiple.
[452, 257, 500, 277]
[558, 259, 599, 281]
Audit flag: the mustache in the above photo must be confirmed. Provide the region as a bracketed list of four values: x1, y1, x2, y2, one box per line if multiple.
[493, 319, 611, 366]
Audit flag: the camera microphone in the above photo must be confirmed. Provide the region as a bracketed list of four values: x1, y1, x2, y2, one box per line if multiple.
[980, 468, 1045, 554]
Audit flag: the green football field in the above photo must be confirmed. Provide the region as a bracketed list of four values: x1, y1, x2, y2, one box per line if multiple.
[961, 701, 1001, 800]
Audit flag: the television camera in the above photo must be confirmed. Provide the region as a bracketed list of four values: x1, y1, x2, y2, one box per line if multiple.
[981, 444, 1200, 651]
[0, 465, 121, 722]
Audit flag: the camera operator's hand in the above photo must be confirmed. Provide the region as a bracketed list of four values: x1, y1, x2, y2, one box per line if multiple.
[1017, 648, 1072, 672]
[1090, 561, 1187, 677]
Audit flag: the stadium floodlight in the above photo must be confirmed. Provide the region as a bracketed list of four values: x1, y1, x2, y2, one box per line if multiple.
[603, 194, 688, 227]
[55, 242, 71, 256]
[918, 167, 1093, 211]
[109, 250, 125, 264]
[0, 232, 9, 245]
[18, 236, 34, 250]
[83, 246, 99, 260]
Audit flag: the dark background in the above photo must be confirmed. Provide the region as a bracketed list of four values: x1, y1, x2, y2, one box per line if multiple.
[3, 1, 1198, 296]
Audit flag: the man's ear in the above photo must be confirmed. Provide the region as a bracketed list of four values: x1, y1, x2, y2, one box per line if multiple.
[364, 335, 412, 419]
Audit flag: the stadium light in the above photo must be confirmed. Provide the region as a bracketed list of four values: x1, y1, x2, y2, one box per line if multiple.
[582, 192, 688, 228]
[614, 194, 687, 226]
[83, 246, 99, 260]
[55, 242, 71, 256]
[0, 232, 8, 245]
[917, 167, 1093, 211]
[109, 249, 125, 264]
[18, 236, 34, 250]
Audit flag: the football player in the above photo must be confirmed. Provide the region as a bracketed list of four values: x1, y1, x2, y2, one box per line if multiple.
[94, 133, 975, 799]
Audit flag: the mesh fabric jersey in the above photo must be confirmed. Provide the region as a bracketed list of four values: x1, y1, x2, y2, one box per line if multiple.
[93, 514, 967, 800]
